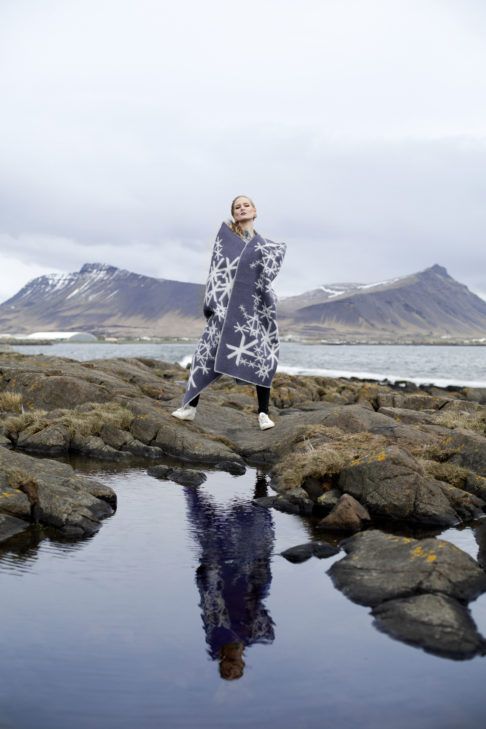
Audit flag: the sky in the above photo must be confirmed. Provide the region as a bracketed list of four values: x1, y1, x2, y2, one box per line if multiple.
[1, 0, 485, 302]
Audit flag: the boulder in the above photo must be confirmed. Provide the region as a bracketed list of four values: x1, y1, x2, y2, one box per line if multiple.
[280, 543, 314, 563]
[377, 406, 435, 425]
[282, 487, 315, 515]
[4, 372, 111, 410]
[0, 447, 116, 537]
[317, 493, 371, 532]
[439, 429, 486, 477]
[35, 481, 114, 537]
[474, 520, 486, 571]
[280, 541, 340, 563]
[339, 446, 459, 527]
[129, 413, 160, 444]
[464, 474, 486, 501]
[100, 423, 131, 449]
[439, 399, 482, 415]
[437, 482, 485, 521]
[71, 433, 130, 460]
[372, 594, 486, 660]
[0, 513, 31, 544]
[16, 424, 71, 454]
[147, 465, 207, 487]
[313, 541, 341, 559]
[252, 495, 300, 514]
[214, 460, 246, 475]
[320, 404, 437, 445]
[153, 418, 245, 468]
[328, 530, 486, 607]
[316, 488, 342, 513]
[0, 484, 32, 519]
[121, 438, 164, 458]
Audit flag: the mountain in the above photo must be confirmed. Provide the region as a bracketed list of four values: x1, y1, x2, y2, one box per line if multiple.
[278, 264, 486, 339]
[1, 262, 485, 341]
[0, 263, 205, 337]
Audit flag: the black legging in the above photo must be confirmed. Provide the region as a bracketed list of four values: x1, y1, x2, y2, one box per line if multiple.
[189, 385, 270, 414]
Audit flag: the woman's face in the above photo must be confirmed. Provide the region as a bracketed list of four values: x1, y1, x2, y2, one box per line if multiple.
[232, 196, 256, 223]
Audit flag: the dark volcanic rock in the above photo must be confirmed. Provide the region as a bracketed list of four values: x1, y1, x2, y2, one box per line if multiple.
[312, 542, 341, 559]
[70, 432, 129, 460]
[328, 530, 486, 607]
[0, 479, 32, 519]
[281, 543, 315, 563]
[339, 446, 459, 527]
[252, 496, 300, 514]
[147, 465, 207, 487]
[437, 482, 485, 521]
[464, 474, 486, 501]
[316, 488, 342, 513]
[439, 428, 486, 477]
[36, 481, 113, 537]
[0, 513, 31, 543]
[281, 541, 340, 563]
[317, 493, 371, 532]
[17, 424, 71, 454]
[372, 594, 486, 660]
[0, 447, 116, 537]
[214, 460, 246, 475]
[282, 487, 315, 515]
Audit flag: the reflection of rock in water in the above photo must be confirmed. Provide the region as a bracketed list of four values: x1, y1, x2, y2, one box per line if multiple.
[474, 520, 486, 570]
[184, 473, 275, 678]
[329, 530, 486, 660]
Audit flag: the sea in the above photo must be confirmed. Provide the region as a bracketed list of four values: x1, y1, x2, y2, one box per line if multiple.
[10, 340, 486, 389]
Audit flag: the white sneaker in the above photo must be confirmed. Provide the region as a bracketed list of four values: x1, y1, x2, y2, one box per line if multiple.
[258, 412, 275, 430]
[171, 405, 197, 421]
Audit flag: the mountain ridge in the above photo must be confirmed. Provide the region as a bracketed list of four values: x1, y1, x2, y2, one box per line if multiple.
[1, 262, 485, 340]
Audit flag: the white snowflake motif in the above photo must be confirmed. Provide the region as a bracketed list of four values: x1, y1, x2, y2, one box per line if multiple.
[226, 333, 258, 366]
[214, 301, 227, 321]
[213, 236, 223, 261]
[185, 229, 285, 402]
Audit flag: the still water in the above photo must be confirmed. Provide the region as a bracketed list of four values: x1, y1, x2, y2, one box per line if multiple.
[1, 463, 486, 729]
[11, 341, 486, 388]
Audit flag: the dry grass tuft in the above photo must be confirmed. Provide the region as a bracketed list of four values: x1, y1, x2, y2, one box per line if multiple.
[273, 445, 347, 490]
[292, 424, 346, 445]
[3, 401, 133, 439]
[273, 430, 387, 491]
[7, 467, 39, 501]
[433, 410, 486, 435]
[0, 391, 23, 413]
[419, 458, 471, 489]
[3, 410, 47, 437]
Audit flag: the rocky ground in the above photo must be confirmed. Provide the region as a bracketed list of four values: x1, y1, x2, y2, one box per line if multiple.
[1, 351, 486, 658]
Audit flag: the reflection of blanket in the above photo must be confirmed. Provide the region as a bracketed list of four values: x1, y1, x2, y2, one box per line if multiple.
[184, 487, 275, 658]
[183, 222, 286, 405]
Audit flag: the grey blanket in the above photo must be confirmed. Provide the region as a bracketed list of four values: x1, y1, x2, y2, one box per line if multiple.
[183, 222, 286, 405]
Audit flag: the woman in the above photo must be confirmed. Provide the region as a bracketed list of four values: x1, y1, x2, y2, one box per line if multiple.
[172, 195, 286, 430]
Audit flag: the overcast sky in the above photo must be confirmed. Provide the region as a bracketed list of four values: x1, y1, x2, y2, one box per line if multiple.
[1, 0, 485, 303]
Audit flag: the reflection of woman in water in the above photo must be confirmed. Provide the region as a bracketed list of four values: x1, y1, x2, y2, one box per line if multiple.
[184, 473, 275, 680]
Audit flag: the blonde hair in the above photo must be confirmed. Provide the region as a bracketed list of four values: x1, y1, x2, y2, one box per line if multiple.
[229, 195, 257, 238]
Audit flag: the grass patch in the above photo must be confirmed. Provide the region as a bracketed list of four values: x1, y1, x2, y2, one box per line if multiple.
[433, 410, 486, 435]
[3, 401, 133, 439]
[273, 445, 347, 491]
[0, 391, 23, 413]
[6, 467, 39, 501]
[273, 430, 386, 491]
[419, 458, 471, 489]
[3, 410, 47, 437]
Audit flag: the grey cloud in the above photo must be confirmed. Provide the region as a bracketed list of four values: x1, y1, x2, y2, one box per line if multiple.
[1, 0, 485, 300]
